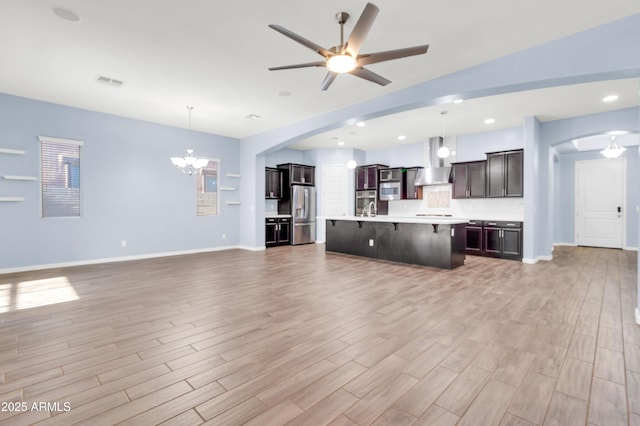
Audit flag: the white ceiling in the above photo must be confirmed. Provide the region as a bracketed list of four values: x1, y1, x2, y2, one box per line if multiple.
[0, 1, 639, 152]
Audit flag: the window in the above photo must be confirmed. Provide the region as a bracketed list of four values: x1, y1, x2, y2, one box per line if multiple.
[197, 159, 219, 216]
[39, 136, 83, 218]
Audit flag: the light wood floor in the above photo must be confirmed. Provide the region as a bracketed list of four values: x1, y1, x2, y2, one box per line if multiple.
[0, 245, 638, 425]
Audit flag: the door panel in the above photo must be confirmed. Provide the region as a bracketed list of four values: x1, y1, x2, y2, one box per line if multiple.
[576, 158, 625, 248]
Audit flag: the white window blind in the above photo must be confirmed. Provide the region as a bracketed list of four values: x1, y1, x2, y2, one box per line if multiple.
[39, 136, 83, 218]
[197, 159, 219, 216]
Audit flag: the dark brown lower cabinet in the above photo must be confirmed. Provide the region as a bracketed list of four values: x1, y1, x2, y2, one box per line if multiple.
[266, 217, 290, 247]
[466, 220, 522, 261]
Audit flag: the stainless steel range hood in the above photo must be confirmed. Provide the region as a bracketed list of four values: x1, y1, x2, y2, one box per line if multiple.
[414, 136, 451, 185]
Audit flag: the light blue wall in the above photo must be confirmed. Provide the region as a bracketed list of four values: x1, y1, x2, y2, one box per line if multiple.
[0, 93, 239, 271]
[366, 143, 422, 167]
[456, 127, 524, 162]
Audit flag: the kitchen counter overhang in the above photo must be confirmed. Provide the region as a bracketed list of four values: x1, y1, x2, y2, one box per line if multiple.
[325, 216, 468, 269]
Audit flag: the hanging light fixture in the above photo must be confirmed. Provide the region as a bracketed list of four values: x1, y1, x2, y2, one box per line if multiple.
[600, 135, 626, 159]
[437, 110, 450, 158]
[171, 106, 208, 175]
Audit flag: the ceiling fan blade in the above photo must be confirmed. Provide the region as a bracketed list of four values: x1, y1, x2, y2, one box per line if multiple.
[269, 61, 326, 71]
[357, 45, 429, 66]
[349, 67, 391, 86]
[320, 72, 338, 91]
[345, 3, 379, 57]
[268, 24, 333, 58]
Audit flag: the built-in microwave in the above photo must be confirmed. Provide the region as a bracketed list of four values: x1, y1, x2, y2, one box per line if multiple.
[379, 168, 401, 182]
[379, 182, 402, 200]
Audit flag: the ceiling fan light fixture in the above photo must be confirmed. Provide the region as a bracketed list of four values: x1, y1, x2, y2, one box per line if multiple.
[326, 54, 357, 73]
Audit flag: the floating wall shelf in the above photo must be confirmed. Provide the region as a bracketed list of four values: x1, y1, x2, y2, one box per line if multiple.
[225, 201, 241, 205]
[220, 187, 236, 191]
[3, 175, 37, 181]
[225, 173, 241, 178]
[0, 197, 25, 202]
[0, 148, 26, 155]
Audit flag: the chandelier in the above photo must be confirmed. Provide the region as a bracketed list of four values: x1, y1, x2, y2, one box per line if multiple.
[170, 106, 208, 174]
[600, 135, 626, 159]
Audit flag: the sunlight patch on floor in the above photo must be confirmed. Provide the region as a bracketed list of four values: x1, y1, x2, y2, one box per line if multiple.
[0, 276, 79, 313]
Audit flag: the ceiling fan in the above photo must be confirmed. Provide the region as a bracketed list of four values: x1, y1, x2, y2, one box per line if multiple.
[268, 3, 429, 91]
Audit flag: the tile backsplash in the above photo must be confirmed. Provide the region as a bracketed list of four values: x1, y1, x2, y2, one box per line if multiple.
[388, 185, 524, 221]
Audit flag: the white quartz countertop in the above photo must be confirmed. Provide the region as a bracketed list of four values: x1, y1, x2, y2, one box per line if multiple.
[265, 214, 292, 218]
[324, 215, 469, 225]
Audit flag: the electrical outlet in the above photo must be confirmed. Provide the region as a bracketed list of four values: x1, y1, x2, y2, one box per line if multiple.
[369, 239, 374, 247]
[121, 240, 127, 248]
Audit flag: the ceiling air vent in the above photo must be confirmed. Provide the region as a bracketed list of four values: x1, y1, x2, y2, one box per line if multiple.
[96, 76, 123, 87]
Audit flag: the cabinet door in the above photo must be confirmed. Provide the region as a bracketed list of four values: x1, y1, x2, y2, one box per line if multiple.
[486, 154, 505, 198]
[303, 166, 314, 185]
[265, 219, 277, 247]
[366, 166, 377, 189]
[290, 165, 304, 184]
[265, 169, 281, 199]
[468, 161, 486, 198]
[403, 168, 422, 199]
[355, 167, 366, 190]
[277, 219, 290, 245]
[505, 151, 523, 197]
[501, 228, 522, 257]
[465, 225, 483, 254]
[451, 163, 469, 199]
[483, 226, 501, 255]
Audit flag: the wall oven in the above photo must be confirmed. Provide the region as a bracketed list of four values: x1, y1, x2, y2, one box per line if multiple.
[379, 182, 402, 201]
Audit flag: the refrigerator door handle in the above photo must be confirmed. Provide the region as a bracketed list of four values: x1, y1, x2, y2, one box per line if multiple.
[304, 189, 309, 220]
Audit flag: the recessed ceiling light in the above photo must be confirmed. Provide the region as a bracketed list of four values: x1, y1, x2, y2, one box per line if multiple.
[453, 99, 463, 104]
[53, 7, 81, 22]
[602, 95, 618, 102]
[337, 141, 345, 146]
[484, 118, 495, 124]
[356, 121, 366, 127]
[245, 114, 261, 120]
[397, 135, 406, 140]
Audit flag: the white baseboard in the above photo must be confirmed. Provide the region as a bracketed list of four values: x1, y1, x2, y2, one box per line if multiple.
[553, 243, 578, 247]
[624, 246, 639, 252]
[0, 245, 254, 274]
[522, 254, 553, 264]
[636, 308, 640, 326]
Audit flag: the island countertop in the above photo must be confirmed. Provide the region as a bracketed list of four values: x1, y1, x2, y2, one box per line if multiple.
[324, 215, 469, 225]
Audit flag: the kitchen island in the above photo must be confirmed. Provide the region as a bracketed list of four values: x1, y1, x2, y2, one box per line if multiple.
[325, 216, 468, 269]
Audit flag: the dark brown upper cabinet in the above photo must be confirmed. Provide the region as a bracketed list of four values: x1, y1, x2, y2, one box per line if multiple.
[451, 161, 486, 199]
[486, 150, 523, 198]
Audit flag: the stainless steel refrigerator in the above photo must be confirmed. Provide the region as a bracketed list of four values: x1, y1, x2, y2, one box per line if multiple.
[291, 185, 316, 245]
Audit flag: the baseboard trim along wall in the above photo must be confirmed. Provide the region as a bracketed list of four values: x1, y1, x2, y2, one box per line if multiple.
[522, 255, 553, 265]
[636, 308, 640, 326]
[0, 245, 251, 274]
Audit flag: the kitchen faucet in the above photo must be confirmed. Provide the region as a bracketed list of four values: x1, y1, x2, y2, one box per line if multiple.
[366, 201, 376, 217]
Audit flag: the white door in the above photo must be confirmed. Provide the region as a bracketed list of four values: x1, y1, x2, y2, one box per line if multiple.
[575, 158, 625, 248]
[319, 165, 349, 242]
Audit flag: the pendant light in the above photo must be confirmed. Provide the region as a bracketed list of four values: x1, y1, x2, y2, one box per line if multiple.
[437, 110, 450, 158]
[170, 106, 209, 175]
[600, 135, 626, 159]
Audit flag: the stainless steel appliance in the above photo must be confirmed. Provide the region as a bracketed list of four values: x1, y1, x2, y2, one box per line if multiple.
[355, 190, 376, 216]
[291, 185, 316, 245]
[379, 181, 402, 200]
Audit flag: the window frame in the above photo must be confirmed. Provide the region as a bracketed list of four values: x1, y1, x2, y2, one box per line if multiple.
[39, 136, 84, 219]
[196, 157, 220, 216]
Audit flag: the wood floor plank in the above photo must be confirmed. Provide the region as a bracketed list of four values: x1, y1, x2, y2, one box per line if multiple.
[594, 347, 625, 384]
[435, 365, 491, 416]
[287, 389, 359, 426]
[543, 391, 587, 426]
[414, 405, 460, 426]
[588, 377, 628, 426]
[507, 371, 556, 424]
[457, 379, 517, 426]
[394, 365, 458, 417]
[555, 357, 593, 401]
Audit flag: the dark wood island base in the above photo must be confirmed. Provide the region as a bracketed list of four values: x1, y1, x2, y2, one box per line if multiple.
[325, 218, 467, 269]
